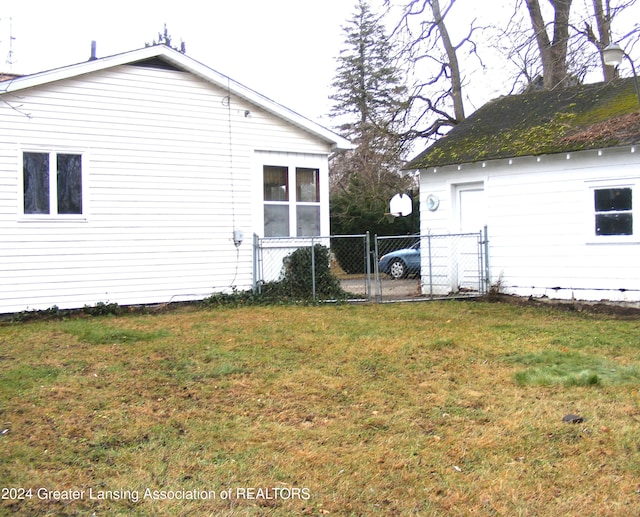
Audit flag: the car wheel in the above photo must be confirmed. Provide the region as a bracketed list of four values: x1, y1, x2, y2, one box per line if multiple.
[388, 258, 407, 280]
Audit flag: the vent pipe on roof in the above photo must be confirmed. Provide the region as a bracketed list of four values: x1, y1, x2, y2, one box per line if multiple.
[89, 41, 97, 61]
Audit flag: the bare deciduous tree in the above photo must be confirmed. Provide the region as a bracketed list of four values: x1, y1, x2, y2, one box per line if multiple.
[498, 0, 639, 90]
[388, 0, 484, 140]
[525, 0, 574, 89]
[578, 0, 639, 81]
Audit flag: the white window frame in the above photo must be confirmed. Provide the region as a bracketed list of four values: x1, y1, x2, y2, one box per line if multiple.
[585, 179, 637, 244]
[18, 148, 88, 222]
[262, 163, 322, 238]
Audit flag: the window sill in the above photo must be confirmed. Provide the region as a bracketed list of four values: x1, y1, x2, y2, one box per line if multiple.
[586, 236, 640, 245]
[18, 216, 88, 223]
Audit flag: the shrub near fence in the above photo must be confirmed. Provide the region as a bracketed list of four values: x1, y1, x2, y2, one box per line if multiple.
[260, 244, 346, 300]
[255, 235, 371, 302]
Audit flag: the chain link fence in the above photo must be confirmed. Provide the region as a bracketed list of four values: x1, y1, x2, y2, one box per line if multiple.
[253, 229, 488, 303]
[375, 231, 489, 301]
[254, 234, 372, 301]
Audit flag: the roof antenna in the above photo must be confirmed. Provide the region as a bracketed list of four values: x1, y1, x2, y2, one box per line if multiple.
[89, 41, 97, 61]
[5, 17, 15, 69]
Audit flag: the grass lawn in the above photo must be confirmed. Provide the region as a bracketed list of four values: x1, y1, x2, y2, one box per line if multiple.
[1, 300, 639, 516]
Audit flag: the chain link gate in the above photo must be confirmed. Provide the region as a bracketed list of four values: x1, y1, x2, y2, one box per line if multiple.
[374, 229, 489, 302]
[253, 234, 372, 302]
[253, 228, 488, 303]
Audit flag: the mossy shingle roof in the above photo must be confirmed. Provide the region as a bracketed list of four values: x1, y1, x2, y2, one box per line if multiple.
[405, 78, 640, 170]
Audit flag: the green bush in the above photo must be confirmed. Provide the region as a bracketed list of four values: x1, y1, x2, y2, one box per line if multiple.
[331, 237, 369, 275]
[266, 244, 348, 300]
[330, 189, 419, 274]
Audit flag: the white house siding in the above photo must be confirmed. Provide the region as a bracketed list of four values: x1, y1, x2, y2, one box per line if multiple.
[0, 64, 334, 313]
[420, 147, 640, 302]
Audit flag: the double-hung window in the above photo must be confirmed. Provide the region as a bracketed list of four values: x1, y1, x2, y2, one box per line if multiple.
[263, 165, 290, 237]
[594, 187, 632, 236]
[23, 151, 83, 216]
[263, 165, 320, 237]
[295, 167, 320, 236]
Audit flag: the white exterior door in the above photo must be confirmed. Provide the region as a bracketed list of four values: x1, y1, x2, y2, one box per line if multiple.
[458, 183, 486, 232]
[454, 183, 485, 292]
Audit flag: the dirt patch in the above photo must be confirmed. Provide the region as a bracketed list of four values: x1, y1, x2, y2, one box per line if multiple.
[378, 278, 424, 299]
[488, 293, 640, 319]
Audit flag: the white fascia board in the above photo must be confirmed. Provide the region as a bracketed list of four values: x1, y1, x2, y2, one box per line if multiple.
[1, 46, 353, 151]
[0, 46, 164, 92]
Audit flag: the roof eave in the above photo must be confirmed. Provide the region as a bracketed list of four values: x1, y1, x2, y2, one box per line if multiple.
[415, 142, 640, 172]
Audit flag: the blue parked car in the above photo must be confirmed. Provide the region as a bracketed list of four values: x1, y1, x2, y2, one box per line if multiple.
[379, 241, 421, 279]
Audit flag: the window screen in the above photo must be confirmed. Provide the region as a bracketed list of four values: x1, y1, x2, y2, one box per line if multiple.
[264, 205, 289, 237]
[263, 166, 288, 202]
[57, 154, 83, 214]
[297, 205, 320, 236]
[23, 152, 50, 214]
[296, 168, 320, 202]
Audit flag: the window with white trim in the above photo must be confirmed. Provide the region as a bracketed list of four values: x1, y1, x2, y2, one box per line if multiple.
[263, 165, 320, 237]
[23, 151, 83, 215]
[594, 187, 632, 236]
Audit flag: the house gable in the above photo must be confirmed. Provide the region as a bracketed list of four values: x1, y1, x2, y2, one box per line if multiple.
[0, 45, 352, 152]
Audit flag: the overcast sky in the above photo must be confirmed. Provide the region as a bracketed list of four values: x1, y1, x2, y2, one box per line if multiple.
[0, 0, 360, 124]
[1, 0, 638, 128]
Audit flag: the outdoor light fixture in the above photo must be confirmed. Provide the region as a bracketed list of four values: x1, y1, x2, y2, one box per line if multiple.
[602, 43, 640, 106]
[602, 44, 625, 67]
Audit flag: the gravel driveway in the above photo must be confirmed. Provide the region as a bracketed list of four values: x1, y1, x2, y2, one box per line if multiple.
[340, 277, 423, 300]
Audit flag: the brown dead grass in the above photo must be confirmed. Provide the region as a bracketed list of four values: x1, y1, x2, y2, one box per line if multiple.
[1, 301, 639, 516]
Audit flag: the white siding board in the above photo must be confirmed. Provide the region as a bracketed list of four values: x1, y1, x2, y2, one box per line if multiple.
[0, 61, 333, 313]
[2, 262, 252, 284]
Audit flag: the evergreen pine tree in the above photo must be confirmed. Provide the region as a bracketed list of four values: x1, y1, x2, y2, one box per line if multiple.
[329, 0, 417, 245]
